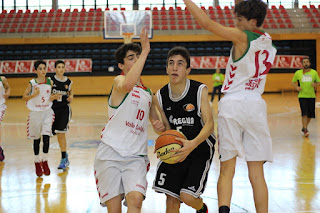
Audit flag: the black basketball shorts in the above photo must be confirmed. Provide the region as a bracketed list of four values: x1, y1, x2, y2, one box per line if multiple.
[299, 98, 315, 118]
[52, 105, 71, 134]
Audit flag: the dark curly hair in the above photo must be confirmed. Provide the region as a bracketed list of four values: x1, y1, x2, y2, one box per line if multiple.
[166, 46, 190, 68]
[235, 0, 268, 27]
[114, 43, 142, 64]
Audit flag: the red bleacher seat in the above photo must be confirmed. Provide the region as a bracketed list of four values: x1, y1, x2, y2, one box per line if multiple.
[27, 23, 34, 28]
[228, 19, 234, 25]
[85, 27, 92, 31]
[186, 20, 192, 25]
[279, 5, 285, 9]
[310, 18, 316, 23]
[288, 24, 294, 28]
[23, 13, 30, 18]
[45, 23, 51, 27]
[49, 9, 55, 13]
[93, 27, 100, 31]
[81, 8, 86, 12]
[170, 25, 176, 30]
[161, 20, 168, 25]
[302, 5, 308, 9]
[68, 27, 74, 32]
[271, 5, 277, 9]
[307, 13, 313, 18]
[312, 23, 319, 28]
[196, 25, 201, 29]
[152, 11, 158, 15]
[275, 14, 281, 19]
[217, 10, 223, 15]
[97, 8, 102, 12]
[43, 28, 49, 32]
[51, 27, 57, 32]
[86, 22, 93, 26]
[312, 9, 318, 13]
[161, 25, 168, 30]
[271, 24, 278, 28]
[36, 23, 42, 27]
[41, 9, 46, 13]
[19, 23, 26, 28]
[184, 10, 190, 15]
[185, 15, 192, 20]
[145, 7, 150, 10]
[53, 22, 60, 27]
[94, 22, 100, 27]
[316, 13, 320, 18]
[15, 13, 22, 18]
[10, 10, 15, 13]
[272, 9, 279, 14]
[304, 9, 311, 13]
[63, 17, 69, 22]
[169, 11, 175, 15]
[179, 25, 185, 30]
[269, 19, 275, 24]
[152, 7, 158, 11]
[77, 27, 83, 31]
[56, 13, 62, 17]
[69, 22, 76, 27]
[120, 8, 125, 10]
[161, 6, 165, 11]
[277, 19, 284, 24]
[0, 29, 7, 33]
[60, 27, 66, 32]
[34, 28, 41, 32]
[263, 24, 269, 28]
[1, 10, 7, 14]
[153, 25, 160, 30]
[219, 20, 226, 25]
[18, 28, 24, 33]
[57, 9, 63, 13]
[285, 18, 292, 23]
[9, 28, 16, 33]
[96, 12, 102, 16]
[160, 11, 167, 15]
[169, 15, 175, 20]
[48, 13, 54, 17]
[310, 5, 316, 9]
[209, 10, 215, 15]
[187, 25, 193, 30]
[153, 20, 159, 25]
[279, 24, 286, 28]
[226, 14, 233, 19]
[80, 12, 86, 17]
[7, 14, 14, 18]
[64, 13, 70, 17]
[26, 28, 33, 32]
[33, 9, 39, 13]
[280, 9, 287, 14]
[113, 8, 118, 10]
[216, 6, 221, 10]
[31, 13, 38, 18]
[72, 13, 78, 17]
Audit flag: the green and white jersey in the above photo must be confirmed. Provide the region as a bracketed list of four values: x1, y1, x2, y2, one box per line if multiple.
[100, 85, 152, 157]
[0, 77, 5, 105]
[292, 69, 320, 98]
[26, 78, 53, 111]
[222, 30, 277, 95]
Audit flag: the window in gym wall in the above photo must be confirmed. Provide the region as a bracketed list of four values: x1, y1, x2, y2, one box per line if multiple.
[108, 0, 133, 10]
[96, 0, 106, 10]
[2, 0, 14, 11]
[84, 0, 95, 10]
[16, 0, 27, 11]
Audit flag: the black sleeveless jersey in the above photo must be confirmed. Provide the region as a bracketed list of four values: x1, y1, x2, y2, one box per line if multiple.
[51, 75, 72, 109]
[157, 79, 216, 158]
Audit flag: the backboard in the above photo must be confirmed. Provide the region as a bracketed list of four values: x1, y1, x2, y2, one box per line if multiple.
[104, 10, 153, 43]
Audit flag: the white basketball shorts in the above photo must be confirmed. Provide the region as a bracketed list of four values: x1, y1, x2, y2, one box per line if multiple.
[94, 155, 149, 206]
[0, 104, 7, 123]
[218, 94, 273, 162]
[27, 108, 55, 139]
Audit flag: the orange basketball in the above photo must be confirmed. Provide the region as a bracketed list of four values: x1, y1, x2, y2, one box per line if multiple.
[155, 130, 186, 164]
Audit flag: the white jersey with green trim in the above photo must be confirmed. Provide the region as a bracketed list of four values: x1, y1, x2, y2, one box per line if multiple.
[101, 85, 152, 157]
[0, 78, 5, 105]
[26, 78, 53, 111]
[222, 30, 277, 95]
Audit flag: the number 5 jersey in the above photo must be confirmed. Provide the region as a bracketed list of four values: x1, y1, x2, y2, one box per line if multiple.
[26, 78, 53, 111]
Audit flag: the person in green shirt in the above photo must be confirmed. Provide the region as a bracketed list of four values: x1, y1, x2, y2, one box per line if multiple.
[210, 68, 224, 102]
[292, 57, 320, 137]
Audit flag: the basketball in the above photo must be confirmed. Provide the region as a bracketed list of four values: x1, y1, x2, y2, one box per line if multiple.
[155, 130, 186, 164]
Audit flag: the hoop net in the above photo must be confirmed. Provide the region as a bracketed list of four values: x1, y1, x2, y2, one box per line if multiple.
[122, 33, 134, 44]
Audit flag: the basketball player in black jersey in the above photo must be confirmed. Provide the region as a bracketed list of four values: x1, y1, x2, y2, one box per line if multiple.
[152, 47, 216, 213]
[52, 60, 73, 169]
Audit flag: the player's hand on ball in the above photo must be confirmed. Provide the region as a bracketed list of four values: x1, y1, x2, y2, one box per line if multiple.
[172, 138, 198, 163]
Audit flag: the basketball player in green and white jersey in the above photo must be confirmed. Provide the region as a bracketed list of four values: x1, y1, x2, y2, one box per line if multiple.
[0, 76, 10, 162]
[94, 29, 165, 213]
[184, 0, 277, 212]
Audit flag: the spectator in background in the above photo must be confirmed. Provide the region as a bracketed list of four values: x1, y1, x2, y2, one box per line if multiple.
[211, 68, 224, 102]
[291, 57, 320, 137]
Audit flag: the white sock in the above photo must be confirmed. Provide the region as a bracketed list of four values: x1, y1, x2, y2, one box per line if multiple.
[34, 155, 40, 163]
[42, 153, 48, 161]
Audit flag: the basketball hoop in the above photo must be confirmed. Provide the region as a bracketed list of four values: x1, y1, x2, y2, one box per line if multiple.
[122, 32, 134, 44]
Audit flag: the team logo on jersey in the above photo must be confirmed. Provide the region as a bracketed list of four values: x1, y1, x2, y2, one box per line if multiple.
[46, 90, 49, 93]
[65, 85, 69, 89]
[183, 103, 195, 112]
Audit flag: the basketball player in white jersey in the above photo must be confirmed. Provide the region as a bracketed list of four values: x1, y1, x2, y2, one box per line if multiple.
[0, 76, 10, 162]
[184, 0, 277, 212]
[22, 60, 61, 177]
[94, 29, 165, 213]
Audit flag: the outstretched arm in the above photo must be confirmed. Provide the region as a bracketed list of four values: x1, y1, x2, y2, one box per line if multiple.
[114, 28, 150, 94]
[183, 0, 246, 44]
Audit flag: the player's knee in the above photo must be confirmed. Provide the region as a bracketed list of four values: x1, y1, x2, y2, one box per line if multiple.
[166, 195, 180, 209]
[126, 192, 143, 209]
[180, 192, 196, 206]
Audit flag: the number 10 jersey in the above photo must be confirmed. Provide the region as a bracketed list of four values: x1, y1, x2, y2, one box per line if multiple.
[100, 85, 152, 157]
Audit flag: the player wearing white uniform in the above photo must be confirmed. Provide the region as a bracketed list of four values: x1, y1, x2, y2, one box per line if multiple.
[184, 0, 276, 212]
[22, 60, 61, 177]
[94, 29, 165, 213]
[0, 76, 10, 162]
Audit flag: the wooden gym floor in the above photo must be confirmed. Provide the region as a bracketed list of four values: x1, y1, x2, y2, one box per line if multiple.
[0, 93, 319, 213]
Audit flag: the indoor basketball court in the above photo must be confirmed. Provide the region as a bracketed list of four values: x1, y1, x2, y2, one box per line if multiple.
[0, 92, 319, 213]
